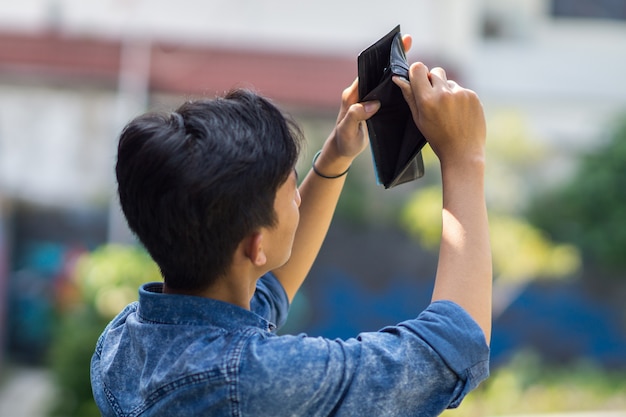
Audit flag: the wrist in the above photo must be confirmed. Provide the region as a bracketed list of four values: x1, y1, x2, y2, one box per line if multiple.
[440, 157, 486, 195]
[439, 152, 486, 174]
[312, 146, 354, 179]
[312, 150, 351, 179]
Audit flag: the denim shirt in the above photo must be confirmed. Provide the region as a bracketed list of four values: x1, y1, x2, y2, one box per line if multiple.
[91, 273, 489, 417]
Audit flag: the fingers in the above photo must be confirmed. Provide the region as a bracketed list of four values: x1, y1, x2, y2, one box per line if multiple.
[446, 80, 459, 90]
[340, 101, 380, 127]
[337, 78, 359, 123]
[405, 64, 459, 107]
[397, 62, 486, 164]
[393, 75, 420, 124]
[429, 67, 447, 81]
[407, 62, 433, 95]
[406, 63, 451, 91]
[341, 77, 359, 104]
[337, 77, 380, 125]
[393, 62, 436, 123]
[331, 99, 379, 157]
[428, 67, 450, 89]
[401, 34, 412, 53]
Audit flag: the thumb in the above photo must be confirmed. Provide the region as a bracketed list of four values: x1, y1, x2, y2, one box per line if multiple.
[362, 100, 381, 116]
[337, 100, 380, 130]
[343, 100, 378, 127]
[348, 100, 380, 122]
[333, 100, 380, 156]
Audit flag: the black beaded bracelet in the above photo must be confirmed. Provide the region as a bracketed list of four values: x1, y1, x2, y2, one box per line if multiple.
[311, 150, 350, 179]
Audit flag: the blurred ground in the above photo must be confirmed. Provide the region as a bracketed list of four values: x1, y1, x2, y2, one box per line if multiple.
[0, 366, 55, 417]
[496, 414, 626, 417]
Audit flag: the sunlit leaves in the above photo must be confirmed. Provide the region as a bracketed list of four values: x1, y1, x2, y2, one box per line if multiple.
[489, 214, 580, 282]
[72, 244, 161, 319]
[528, 115, 626, 271]
[401, 185, 581, 283]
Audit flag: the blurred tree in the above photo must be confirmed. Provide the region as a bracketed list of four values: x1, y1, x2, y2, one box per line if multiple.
[527, 115, 626, 274]
[401, 111, 581, 316]
[48, 244, 160, 417]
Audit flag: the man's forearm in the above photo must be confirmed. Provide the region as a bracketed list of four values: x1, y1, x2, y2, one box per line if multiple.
[272, 77, 378, 303]
[431, 160, 492, 343]
[272, 147, 351, 302]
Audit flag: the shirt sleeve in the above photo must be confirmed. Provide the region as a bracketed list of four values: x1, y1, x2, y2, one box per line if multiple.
[392, 300, 490, 408]
[250, 272, 290, 329]
[239, 300, 489, 417]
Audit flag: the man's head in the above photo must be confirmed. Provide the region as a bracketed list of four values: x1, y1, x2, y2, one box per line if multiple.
[116, 89, 303, 292]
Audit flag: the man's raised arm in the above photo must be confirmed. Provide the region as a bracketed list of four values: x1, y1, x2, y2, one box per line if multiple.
[272, 79, 380, 302]
[395, 63, 492, 343]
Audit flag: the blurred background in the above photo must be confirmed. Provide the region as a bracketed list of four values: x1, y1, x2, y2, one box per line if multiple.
[0, 0, 625, 416]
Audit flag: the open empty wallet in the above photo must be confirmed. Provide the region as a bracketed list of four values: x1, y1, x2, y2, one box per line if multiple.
[358, 25, 428, 188]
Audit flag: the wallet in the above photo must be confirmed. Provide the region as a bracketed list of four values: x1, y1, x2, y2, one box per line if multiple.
[358, 25, 428, 188]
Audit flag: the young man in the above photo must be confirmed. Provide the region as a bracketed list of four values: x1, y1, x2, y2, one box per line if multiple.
[91, 35, 492, 416]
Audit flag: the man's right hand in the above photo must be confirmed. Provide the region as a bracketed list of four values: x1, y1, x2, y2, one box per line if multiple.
[393, 63, 486, 170]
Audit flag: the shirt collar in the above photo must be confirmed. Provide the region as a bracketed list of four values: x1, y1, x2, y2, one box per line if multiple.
[137, 282, 276, 332]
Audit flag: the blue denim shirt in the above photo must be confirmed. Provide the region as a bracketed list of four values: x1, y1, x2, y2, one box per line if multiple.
[91, 273, 489, 417]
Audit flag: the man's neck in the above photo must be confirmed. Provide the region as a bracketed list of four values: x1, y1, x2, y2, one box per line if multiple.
[162, 275, 255, 310]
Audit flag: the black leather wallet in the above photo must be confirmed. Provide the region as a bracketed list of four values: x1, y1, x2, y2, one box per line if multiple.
[358, 25, 427, 188]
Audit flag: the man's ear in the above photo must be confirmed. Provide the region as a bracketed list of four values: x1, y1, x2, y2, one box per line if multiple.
[244, 232, 267, 267]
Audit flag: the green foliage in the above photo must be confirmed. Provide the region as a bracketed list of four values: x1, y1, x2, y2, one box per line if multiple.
[335, 170, 371, 225]
[400, 186, 443, 250]
[48, 244, 161, 417]
[441, 351, 626, 416]
[48, 306, 109, 417]
[484, 111, 553, 214]
[401, 185, 580, 283]
[74, 244, 161, 319]
[489, 214, 580, 282]
[528, 116, 626, 271]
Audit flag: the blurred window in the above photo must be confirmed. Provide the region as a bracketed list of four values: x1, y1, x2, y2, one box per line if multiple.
[552, 0, 626, 20]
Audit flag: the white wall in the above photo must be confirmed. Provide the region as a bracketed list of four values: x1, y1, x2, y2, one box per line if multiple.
[471, 2, 626, 150]
[0, 0, 480, 56]
[0, 0, 625, 206]
[0, 85, 117, 206]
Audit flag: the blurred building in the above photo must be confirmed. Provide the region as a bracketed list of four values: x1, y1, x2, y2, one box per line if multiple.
[0, 0, 625, 366]
[0, 0, 623, 212]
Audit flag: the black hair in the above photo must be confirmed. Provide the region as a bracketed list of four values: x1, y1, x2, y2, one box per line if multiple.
[115, 89, 303, 291]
